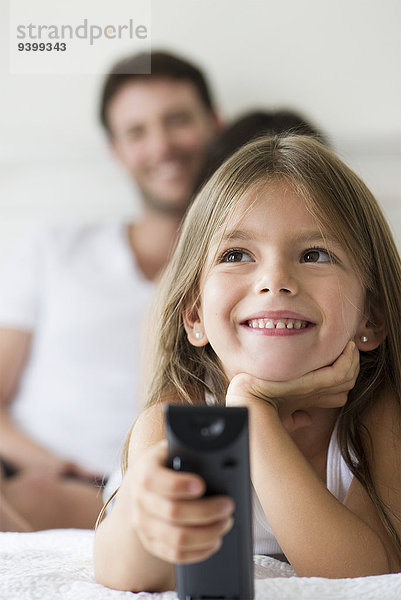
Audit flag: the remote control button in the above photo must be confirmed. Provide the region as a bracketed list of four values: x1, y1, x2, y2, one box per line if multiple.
[172, 456, 182, 470]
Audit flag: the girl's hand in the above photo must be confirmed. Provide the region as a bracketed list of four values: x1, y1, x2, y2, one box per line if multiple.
[129, 440, 234, 564]
[227, 340, 359, 419]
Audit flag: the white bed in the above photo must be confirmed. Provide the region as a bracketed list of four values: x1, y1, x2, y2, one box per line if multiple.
[1, 529, 400, 600]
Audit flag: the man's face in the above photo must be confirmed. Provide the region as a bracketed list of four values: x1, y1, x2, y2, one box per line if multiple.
[107, 78, 219, 213]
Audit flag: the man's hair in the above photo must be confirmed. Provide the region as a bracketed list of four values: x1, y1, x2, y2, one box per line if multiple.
[99, 50, 215, 134]
[197, 109, 328, 190]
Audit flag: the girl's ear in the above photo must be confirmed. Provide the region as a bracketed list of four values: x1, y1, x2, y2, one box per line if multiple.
[182, 305, 209, 347]
[355, 304, 387, 351]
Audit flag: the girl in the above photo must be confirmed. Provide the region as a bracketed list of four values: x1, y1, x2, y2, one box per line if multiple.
[94, 135, 401, 592]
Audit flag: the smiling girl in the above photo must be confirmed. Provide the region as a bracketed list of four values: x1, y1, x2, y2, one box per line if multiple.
[94, 135, 401, 592]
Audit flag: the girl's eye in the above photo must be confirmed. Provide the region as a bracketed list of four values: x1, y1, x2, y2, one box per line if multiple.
[220, 249, 253, 263]
[302, 248, 333, 263]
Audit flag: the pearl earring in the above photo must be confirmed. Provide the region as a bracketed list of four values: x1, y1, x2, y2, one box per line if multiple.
[360, 335, 368, 343]
[195, 331, 203, 340]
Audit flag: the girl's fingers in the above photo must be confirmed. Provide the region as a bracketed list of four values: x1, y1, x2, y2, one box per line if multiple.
[133, 442, 235, 564]
[135, 440, 206, 499]
[131, 439, 235, 564]
[142, 513, 233, 552]
[137, 516, 233, 564]
[228, 340, 360, 409]
[140, 534, 223, 565]
[141, 488, 234, 526]
[298, 340, 359, 396]
[143, 440, 206, 500]
[141, 443, 233, 516]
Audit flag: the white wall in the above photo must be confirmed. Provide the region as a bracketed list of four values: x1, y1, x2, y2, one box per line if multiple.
[1, 0, 400, 255]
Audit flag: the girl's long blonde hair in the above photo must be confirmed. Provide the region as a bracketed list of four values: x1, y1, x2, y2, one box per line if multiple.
[127, 135, 401, 552]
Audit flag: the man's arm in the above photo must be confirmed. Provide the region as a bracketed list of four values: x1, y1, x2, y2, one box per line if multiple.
[0, 327, 65, 472]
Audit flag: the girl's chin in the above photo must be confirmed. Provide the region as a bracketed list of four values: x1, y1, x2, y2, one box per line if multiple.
[249, 369, 307, 382]
[235, 358, 331, 382]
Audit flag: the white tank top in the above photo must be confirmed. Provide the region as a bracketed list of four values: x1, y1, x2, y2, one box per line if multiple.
[253, 423, 353, 555]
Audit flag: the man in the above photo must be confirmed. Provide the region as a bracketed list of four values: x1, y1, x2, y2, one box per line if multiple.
[101, 51, 220, 279]
[0, 51, 220, 531]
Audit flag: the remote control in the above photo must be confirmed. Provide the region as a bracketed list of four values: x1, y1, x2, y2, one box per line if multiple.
[165, 404, 254, 600]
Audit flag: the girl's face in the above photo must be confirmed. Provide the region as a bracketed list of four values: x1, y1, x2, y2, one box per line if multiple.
[187, 181, 367, 381]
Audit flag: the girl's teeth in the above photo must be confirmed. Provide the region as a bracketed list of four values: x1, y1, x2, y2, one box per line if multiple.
[247, 318, 308, 330]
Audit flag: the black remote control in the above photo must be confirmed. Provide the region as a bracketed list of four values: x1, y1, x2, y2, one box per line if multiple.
[165, 404, 254, 600]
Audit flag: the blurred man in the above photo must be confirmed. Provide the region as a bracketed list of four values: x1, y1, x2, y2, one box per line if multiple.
[101, 51, 220, 279]
[0, 51, 220, 531]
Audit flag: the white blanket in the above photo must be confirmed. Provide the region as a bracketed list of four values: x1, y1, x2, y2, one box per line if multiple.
[1, 529, 400, 600]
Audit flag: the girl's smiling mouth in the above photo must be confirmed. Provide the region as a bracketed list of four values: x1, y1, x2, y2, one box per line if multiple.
[240, 311, 316, 336]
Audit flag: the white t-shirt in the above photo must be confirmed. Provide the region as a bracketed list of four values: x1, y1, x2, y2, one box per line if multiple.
[0, 222, 154, 476]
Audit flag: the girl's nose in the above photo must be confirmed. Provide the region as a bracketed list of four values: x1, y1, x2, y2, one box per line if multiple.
[259, 285, 292, 294]
[255, 263, 298, 295]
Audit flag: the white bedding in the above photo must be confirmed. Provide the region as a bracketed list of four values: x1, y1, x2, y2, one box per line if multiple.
[0, 529, 400, 600]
